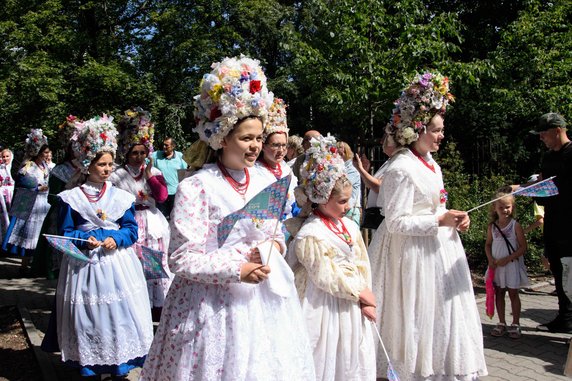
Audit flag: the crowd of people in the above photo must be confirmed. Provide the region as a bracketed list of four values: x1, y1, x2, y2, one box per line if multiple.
[0, 55, 569, 381]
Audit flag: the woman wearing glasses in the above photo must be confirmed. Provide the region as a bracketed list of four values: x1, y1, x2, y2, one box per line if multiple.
[256, 98, 298, 219]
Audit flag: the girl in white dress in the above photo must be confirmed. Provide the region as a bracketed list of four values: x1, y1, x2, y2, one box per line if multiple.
[112, 107, 173, 321]
[290, 135, 376, 381]
[55, 115, 153, 379]
[485, 187, 528, 339]
[140, 56, 315, 381]
[368, 72, 487, 380]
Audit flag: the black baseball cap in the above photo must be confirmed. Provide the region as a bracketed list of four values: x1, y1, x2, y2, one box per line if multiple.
[530, 112, 567, 134]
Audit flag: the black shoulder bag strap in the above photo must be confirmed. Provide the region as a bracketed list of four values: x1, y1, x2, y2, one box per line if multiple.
[493, 222, 516, 260]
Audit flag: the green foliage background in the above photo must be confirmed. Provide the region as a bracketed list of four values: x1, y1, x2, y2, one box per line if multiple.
[1, 0, 570, 270]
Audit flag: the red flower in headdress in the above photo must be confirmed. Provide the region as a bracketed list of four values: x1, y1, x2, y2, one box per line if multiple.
[209, 107, 222, 121]
[249, 80, 261, 94]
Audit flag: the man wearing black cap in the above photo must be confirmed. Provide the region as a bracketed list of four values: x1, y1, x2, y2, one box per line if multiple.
[532, 113, 572, 333]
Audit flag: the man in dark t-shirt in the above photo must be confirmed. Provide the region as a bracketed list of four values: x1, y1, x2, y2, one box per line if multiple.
[533, 113, 572, 333]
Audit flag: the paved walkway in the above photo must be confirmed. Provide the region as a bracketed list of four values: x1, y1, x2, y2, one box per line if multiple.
[1, 255, 572, 381]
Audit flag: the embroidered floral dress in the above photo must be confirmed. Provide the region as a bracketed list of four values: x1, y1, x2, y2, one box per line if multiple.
[368, 149, 487, 381]
[291, 214, 376, 381]
[2, 160, 50, 255]
[140, 163, 315, 381]
[55, 181, 153, 376]
[110, 165, 173, 307]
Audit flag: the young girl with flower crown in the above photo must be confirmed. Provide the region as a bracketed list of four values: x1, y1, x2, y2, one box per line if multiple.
[486, 186, 529, 339]
[140, 56, 314, 381]
[289, 135, 376, 381]
[53, 115, 153, 379]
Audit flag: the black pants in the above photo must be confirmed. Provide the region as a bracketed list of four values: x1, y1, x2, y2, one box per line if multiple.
[157, 194, 176, 220]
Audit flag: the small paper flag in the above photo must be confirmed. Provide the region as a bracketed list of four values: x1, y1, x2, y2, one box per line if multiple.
[136, 244, 169, 280]
[372, 321, 401, 381]
[387, 363, 400, 381]
[514, 176, 558, 198]
[44, 235, 91, 263]
[467, 176, 558, 213]
[217, 175, 291, 248]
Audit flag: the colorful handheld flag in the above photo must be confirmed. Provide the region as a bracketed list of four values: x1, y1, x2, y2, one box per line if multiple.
[217, 175, 292, 248]
[485, 268, 496, 319]
[43, 234, 92, 263]
[372, 321, 401, 381]
[135, 244, 170, 280]
[513, 176, 558, 197]
[467, 176, 558, 213]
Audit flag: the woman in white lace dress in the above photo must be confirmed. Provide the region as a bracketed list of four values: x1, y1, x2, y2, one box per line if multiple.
[368, 72, 487, 380]
[112, 107, 173, 321]
[55, 115, 153, 379]
[140, 56, 315, 381]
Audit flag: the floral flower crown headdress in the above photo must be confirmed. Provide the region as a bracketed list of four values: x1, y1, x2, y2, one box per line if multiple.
[263, 98, 289, 142]
[193, 55, 274, 150]
[299, 134, 346, 204]
[117, 107, 154, 159]
[25, 129, 49, 158]
[70, 114, 118, 173]
[386, 71, 454, 146]
[57, 115, 82, 143]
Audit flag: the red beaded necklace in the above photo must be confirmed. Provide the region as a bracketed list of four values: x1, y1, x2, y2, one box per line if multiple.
[81, 182, 107, 203]
[260, 157, 282, 179]
[314, 209, 353, 247]
[410, 148, 435, 173]
[217, 161, 250, 196]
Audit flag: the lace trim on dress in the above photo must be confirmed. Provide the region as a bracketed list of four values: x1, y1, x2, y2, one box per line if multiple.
[62, 329, 153, 365]
[69, 279, 148, 305]
[59, 183, 135, 230]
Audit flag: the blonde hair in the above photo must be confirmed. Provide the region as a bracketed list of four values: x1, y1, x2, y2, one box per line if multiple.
[488, 186, 516, 224]
[330, 176, 352, 199]
[287, 135, 304, 156]
[337, 141, 353, 161]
